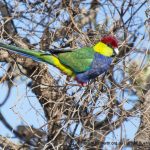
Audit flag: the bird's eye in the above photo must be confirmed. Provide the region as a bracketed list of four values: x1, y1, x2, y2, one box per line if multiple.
[107, 43, 112, 48]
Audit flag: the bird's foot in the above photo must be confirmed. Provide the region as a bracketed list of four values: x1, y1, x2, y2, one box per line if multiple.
[74, 77, 87, 86]
[78, 82, 87, 87]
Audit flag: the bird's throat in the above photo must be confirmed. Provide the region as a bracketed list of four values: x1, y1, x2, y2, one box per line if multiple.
[93, 42, 113, 57]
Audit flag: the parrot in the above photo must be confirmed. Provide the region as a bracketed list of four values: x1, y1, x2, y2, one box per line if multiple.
[0, 35, 119, 86]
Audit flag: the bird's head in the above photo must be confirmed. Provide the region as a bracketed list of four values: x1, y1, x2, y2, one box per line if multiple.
[93, 35, 119, 57]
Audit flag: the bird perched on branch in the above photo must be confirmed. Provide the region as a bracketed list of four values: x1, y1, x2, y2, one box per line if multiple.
[0, 35, 118, 86]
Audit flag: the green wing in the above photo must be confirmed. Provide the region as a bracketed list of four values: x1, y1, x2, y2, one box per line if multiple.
[58, 47, 95, 73]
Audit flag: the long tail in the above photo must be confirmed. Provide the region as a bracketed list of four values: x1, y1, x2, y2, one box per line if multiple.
[0, 42, 74, 76]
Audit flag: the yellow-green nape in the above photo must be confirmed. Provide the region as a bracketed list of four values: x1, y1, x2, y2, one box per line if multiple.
[93, 42, 113, 57]
[51, 56, 75, 77]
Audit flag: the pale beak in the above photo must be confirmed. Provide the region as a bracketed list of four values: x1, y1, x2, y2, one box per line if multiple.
[114, 48, 119, 55]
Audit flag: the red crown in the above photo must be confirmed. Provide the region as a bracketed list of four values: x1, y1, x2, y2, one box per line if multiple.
[101, 35, 118, 48]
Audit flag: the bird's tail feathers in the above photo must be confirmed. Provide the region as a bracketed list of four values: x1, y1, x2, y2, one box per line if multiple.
[0, 42, 52, 62]
[0, 42, 74, 76]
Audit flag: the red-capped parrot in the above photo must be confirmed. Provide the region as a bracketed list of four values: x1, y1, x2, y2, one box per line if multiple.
[0, 35, 119, 86]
